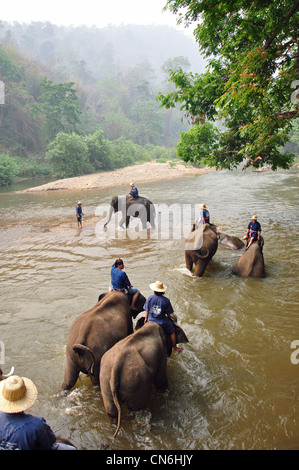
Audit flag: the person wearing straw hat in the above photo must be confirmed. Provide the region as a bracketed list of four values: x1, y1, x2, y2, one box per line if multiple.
[0, 375, 76, 450]
[243, 215, 262, 250]
[144, 281, 183, 353]
[127, 182, 139, 200]
[196, 203, 210, 225]
[76, 201, 84, 228]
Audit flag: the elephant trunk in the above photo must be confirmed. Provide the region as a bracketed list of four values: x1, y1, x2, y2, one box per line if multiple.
[104, 204, 115, 228]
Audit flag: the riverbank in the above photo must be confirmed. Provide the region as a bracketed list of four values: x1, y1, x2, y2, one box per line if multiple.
[22, 161, 216, 192]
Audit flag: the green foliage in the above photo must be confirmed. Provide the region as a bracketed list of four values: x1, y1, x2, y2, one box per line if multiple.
[161, 0, 299, 170]
[176, 123, 220, 167]
[0, 153, 19, 186]
[31, 78, 82, 142]
[16, 156, 51, 178]
[84, 130, 114, 171]
[46, 132, 92, 178]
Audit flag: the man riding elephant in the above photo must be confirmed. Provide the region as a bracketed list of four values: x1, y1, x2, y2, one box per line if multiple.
[144, 280, 183, 353]
[243, 215, 261, 250]
[110, 258, 140, 311]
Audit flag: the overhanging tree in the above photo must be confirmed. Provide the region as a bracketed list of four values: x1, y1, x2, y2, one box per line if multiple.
[158, 0, 299, 170]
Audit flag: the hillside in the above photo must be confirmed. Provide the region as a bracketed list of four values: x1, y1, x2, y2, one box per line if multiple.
[0, 22, 206, 164]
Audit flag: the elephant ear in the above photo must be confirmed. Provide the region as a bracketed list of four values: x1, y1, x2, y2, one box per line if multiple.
[174, 324, 189, 344]
[135, 316, 145, 330]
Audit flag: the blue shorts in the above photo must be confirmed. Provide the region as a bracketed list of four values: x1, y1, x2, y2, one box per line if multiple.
[148, 314, 175, 334]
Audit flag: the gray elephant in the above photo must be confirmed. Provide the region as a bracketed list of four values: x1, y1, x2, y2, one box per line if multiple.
[104, 195, 156, 229]
[61, 291, 135, 390]
[185, 223, 219, 277]
[99, 316, 188, 439]
[218, 233, 245, 250]
[98, 291, 146, 319]
[232, 237, 265, 277]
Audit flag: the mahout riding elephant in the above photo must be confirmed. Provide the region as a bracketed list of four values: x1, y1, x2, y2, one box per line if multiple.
[0, 366, 15, 380]
[99, 316, 188, 439]
[104, 195, 156, 229]
[218, 233, 245, 250]
[185, 223, 219, 277]
[61, 291, 135, 390]
[232, 237, 265, 278]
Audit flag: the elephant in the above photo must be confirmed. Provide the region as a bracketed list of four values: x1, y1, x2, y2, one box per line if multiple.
[99, 315, 189, 439]
[185, 223, 219, 277]
[104, 195, 156, 229]
[232, 237, 265, 278]
[0, 366, 15, 381]
[98, 291, 146, 319]
[218, 233, 245, 250]
[61, 291, 135, 390]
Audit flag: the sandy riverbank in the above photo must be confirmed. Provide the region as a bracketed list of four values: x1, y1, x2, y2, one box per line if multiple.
[22, 161, 216, 192]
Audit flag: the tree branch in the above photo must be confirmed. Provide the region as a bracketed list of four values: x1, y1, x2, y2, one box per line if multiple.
[263, 2, 299, 50]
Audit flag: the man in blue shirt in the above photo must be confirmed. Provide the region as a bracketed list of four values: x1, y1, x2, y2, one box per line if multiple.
[144, 281, 183, 353]
[243, 215, 262, 250]
[127, 182, 139, 200]
[76, 201, 84, 228]
[196, 203, 210, 224]
[110, 258, 140, 310]
[0, 375, 76, 450]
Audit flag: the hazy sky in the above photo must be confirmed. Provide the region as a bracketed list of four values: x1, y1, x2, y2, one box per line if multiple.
[0, 0, 193, 34]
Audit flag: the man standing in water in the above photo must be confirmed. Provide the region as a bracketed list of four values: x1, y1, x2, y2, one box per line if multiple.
[76, 201, 83, 228]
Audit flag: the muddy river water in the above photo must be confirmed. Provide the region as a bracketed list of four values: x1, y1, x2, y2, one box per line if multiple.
[0, 167, 298, 450]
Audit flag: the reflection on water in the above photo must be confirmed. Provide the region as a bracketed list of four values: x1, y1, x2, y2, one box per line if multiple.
[0, 168, 298, 450]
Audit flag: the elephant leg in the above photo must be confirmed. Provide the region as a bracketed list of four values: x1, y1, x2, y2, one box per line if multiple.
[185, 252, 193, 272]
[154, 358, 168, 390]
[193, 261, 207, 277]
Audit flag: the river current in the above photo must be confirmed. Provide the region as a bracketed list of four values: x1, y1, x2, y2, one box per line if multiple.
[0, 167, 298, 450]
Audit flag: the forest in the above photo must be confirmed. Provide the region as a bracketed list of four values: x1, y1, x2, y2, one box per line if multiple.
[0, 22, 206, 185]
[0, 3, 298, 187]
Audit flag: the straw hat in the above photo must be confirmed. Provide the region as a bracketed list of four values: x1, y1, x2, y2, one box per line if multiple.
[251, 215, 258, 220]
[201, 204, 207, 209]
[0, 375, 38, 413]
[78, 201, 82, 205]
[149, 281, 168, 293]
[130, 182, 134, 186]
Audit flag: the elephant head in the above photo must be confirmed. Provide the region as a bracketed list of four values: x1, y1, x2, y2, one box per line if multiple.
[232, 237, 265, 277]
[185, 223, 219, 276]
[135, 314, 189, 357]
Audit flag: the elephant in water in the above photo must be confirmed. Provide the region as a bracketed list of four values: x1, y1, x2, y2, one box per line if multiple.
[99, 316, 189, 439]
[232, 237, 265, 278]
[61, 291, 136, 390]
[185, 223, 219, 277]
[104, 195, 156, 229]
[218, 233, 245, 250]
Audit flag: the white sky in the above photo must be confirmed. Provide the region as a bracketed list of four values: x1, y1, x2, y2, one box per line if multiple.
[0, 0, 193, 35]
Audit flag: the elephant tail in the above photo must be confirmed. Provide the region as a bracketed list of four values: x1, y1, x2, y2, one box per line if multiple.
[72, 344, 95, 376]
[110, 365, 122, 440]
[192, 246, 210, 259]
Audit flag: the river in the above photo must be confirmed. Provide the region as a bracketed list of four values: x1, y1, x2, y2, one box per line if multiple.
[0, 167, 298, 450]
